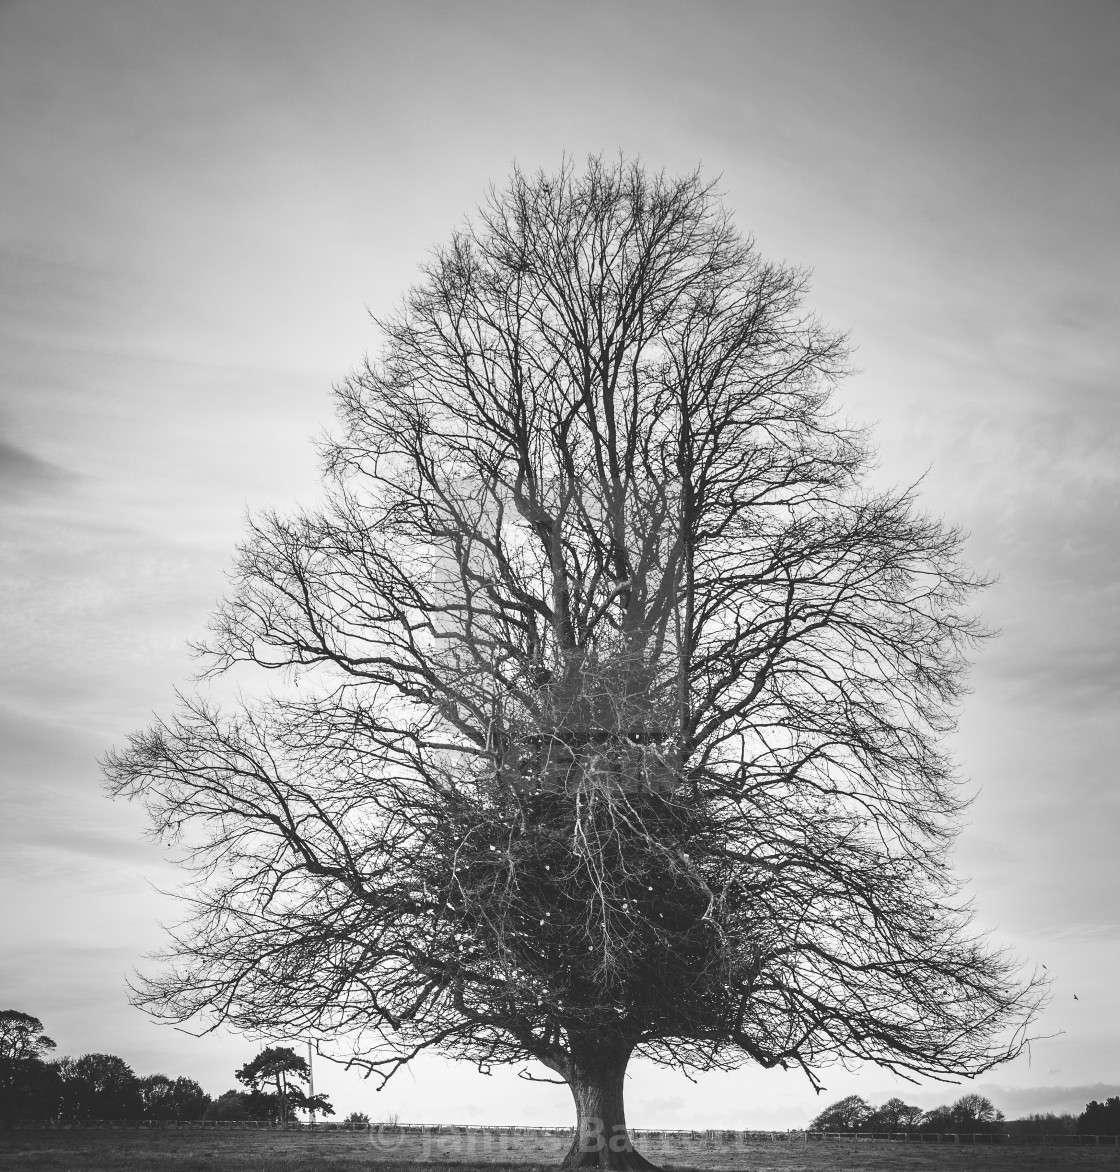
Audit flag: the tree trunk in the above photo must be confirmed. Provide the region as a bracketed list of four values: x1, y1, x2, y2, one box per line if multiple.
[560, 1042, 659, 1170]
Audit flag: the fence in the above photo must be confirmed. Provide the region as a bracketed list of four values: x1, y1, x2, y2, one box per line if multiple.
[3, 1120, 1119, 1145]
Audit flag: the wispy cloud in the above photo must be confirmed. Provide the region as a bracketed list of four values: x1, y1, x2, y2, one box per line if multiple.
[974, 1083, 1120, 1118]
[0, 438, 74, 500]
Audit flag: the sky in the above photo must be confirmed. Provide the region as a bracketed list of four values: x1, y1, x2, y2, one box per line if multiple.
[1, 0, 1117, 1130]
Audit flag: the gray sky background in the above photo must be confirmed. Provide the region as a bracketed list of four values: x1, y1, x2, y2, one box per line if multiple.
[1, 0, 1117, 1128]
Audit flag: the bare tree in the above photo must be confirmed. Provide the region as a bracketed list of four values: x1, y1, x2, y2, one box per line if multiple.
[105, 157, 1044, 1170]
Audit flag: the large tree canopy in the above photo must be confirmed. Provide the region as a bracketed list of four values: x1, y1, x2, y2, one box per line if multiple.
[105, 157, 1043, 1169]
[0, 1010, 58, 1121]
[235, 1046, 333, 1122]
[0, 1011, 55, 1065]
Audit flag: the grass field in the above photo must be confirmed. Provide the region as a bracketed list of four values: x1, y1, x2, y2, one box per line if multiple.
[3, 1130, 1120, 1172]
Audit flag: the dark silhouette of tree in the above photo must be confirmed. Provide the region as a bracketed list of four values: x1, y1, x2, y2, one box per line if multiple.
[949, 1092, 1004, 1132]
[809, 1094, 872, 1132]
[235, 1046, 332, 1122]
[865, 1096, 923, 1131]
[138, 1073, 210, 1120]
[919, 1105, 956, 1132]
[914, 1095, 1005, 1134]
[105, 156, 1045, 1169]
[0, 1011, 59, 1120]
[1079, 1097, 1120, 1136]
[0, 1012, 216, 1123]
[204, 1089, 254, 1121]
[0, 1011, 55, 1064]
[56, 1053, 141, 1121]
[1006, 1112, 1077, 1138]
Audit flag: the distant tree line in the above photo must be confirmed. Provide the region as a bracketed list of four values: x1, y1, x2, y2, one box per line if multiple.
[809, 1092, 1120, 1136]
[1080, 1098, 1120, 1137]
[0, 1011, 334, 1123]
[7, 1008, 1117, 1135]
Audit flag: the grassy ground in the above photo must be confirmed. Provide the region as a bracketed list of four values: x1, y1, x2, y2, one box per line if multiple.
[2, 1129, 1120, 1172]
